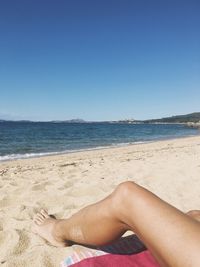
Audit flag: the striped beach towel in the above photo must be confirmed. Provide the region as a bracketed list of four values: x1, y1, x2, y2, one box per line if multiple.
[60, 235, 160, 267]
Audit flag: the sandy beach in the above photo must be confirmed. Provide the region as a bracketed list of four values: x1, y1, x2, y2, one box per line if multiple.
[0, 136, 200, 267]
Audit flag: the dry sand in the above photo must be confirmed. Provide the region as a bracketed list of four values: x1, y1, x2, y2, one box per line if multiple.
[0, 136, 200, 266]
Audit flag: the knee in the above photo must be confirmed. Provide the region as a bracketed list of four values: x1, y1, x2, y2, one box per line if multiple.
[187, 210, 200, 221]
[111, 181, 138, 208]
[115, 181, 137, 196]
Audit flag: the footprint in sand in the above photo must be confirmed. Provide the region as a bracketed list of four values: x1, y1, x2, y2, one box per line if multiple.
[41, 255, 55, 267]
[57, 179, 77, 190]
[62, 180, 74, 188]
[67, 168, 79, 175]
[0, 230, 30, 264]
[31, 182, 51, 191]
[0, 221, 3, 231]
[0, 230, 19, 262]
[9, 181, 18, 186]
[13, 230, 30, 255]
[2, 176, 11, 181]
[0, 197, 14, 208]
[68, 185, 104, 198]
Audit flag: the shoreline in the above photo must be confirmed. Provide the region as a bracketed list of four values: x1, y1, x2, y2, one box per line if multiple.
[1, 133, 199, 163]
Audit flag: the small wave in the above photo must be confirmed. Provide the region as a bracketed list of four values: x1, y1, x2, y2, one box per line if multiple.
[111, 141, 147, 146]
[0, 151, 62, 162]
[0, 141, 148, 162]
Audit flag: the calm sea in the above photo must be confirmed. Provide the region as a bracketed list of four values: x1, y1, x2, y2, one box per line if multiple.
[0, 121, 199, 161]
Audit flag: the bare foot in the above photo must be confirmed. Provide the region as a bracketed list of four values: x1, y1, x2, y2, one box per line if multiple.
[187, 210, 200, 223]
[32, 209, 68, 247]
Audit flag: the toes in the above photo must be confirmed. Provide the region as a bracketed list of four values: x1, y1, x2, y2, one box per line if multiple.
[34, 213, 45, 223]
[33, 209, 50, 225]
[34, 217, 43, 225]
[37, 213, 46, 221]
[40, 209, 49, 218]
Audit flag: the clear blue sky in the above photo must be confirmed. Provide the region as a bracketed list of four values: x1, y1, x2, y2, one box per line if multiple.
[0, 0, 199, 121]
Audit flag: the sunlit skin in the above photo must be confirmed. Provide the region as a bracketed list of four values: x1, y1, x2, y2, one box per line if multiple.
[33, 182, 200, 267]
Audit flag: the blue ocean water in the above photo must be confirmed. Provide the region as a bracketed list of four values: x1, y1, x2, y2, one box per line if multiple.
[0, 121, 199, 161]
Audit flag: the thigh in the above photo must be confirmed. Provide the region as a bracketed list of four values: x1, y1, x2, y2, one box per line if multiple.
[115, 182, 200, 267]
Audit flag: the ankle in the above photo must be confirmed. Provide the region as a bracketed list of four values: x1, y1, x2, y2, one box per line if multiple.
[53, 219, 70, 244]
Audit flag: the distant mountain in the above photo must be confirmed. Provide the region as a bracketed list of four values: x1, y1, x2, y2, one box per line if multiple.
[1, 113, 200, 124]
[0, 119, 36, 123]
[0, 119, 87, 123]
[144, 112, 200, 123]
[51, 119, 86, 123]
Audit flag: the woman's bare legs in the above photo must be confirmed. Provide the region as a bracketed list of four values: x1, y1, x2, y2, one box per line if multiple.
[33, 181, 200, 267]
[33, 193, 129, 247]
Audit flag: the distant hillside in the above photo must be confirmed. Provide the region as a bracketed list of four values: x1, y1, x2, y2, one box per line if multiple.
[1, 113, 200, 124]
[51, 119, 86, 123]
[144, 112, 200, 123]
[0, 119, 86, 123]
